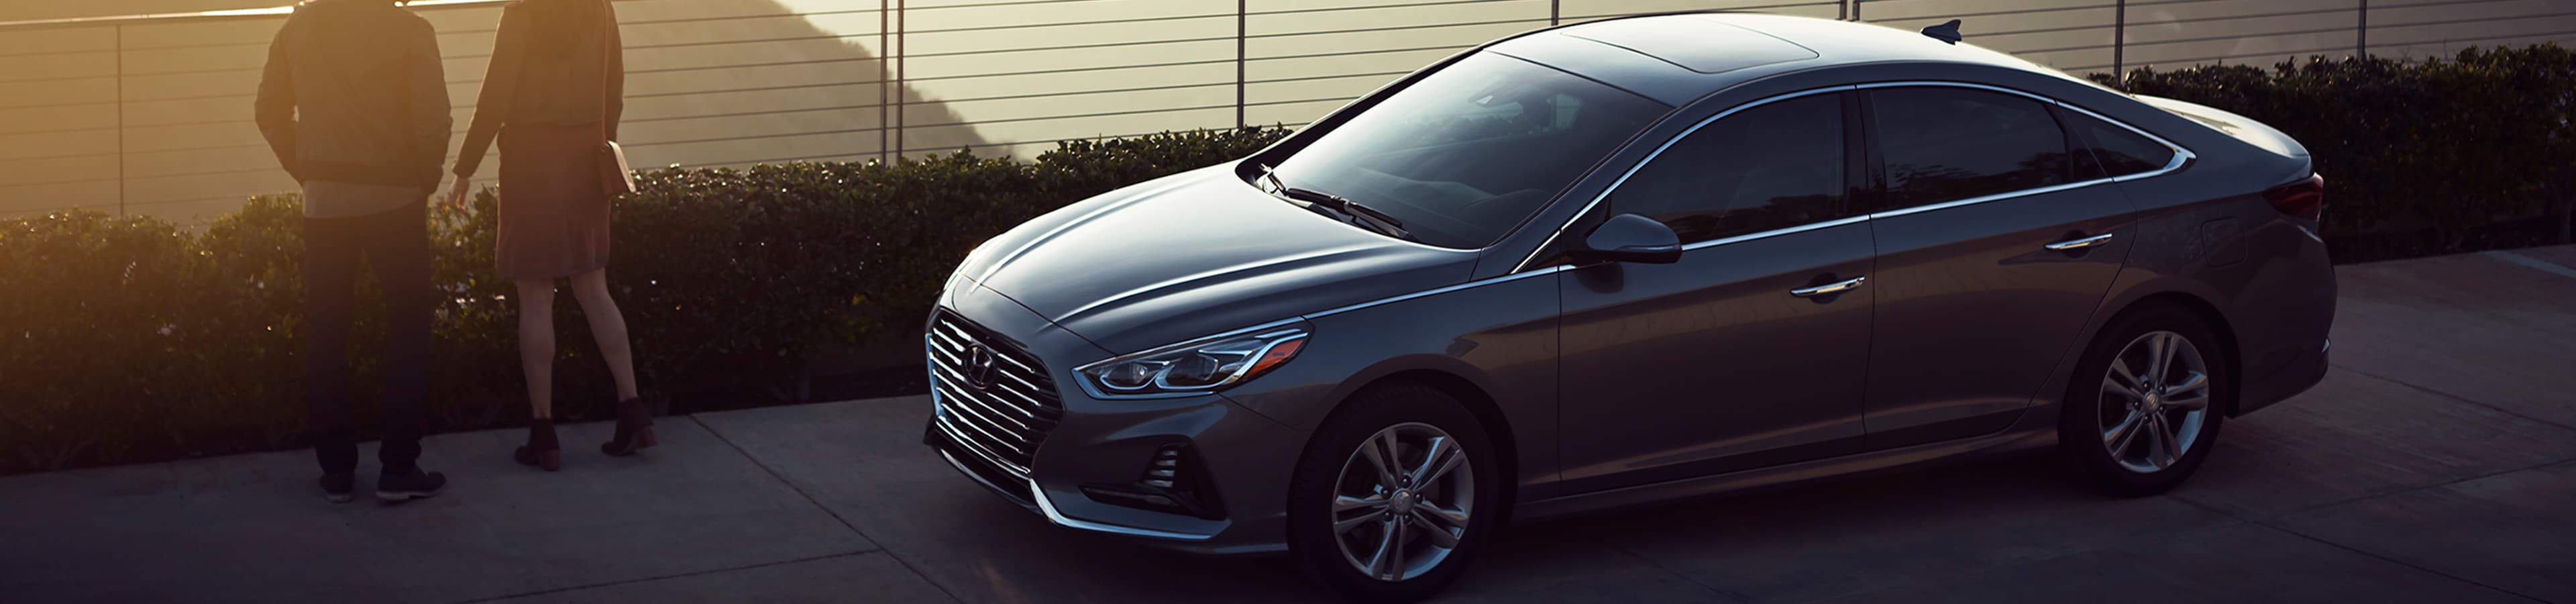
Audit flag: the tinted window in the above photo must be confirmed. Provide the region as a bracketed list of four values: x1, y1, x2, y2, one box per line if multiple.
[2065, 110, 2178, 176]
[1269, 53, 1670, 248]
[1607, 94, 1845, 244]
[1871, 88, 2072, 209]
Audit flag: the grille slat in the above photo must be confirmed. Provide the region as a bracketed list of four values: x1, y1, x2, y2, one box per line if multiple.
[936, 419, 1030, 477]
[935, 382, 1036, 444]
[933, 371, 1039, 432]
[928, 312, 1063, 481]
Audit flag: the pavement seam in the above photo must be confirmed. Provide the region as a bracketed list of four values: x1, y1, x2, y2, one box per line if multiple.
[688, 414, 969, 604]
[2328, 363, 2576, 434]
[2249, 520, 2556, 604]
[1578, 534, 1756, 603]
[2481, 249, 2576, 281]
[2255, 455, 2576, 522]
[449, 550, 879, 603]
[2204, 363, 2576, 522]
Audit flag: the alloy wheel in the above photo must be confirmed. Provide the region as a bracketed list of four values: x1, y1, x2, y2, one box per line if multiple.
[2098, 330, 2212, 474]
[1330, 422, 1474, 583]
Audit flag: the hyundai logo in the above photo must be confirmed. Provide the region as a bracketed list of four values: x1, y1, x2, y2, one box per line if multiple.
[964, 342, 1002, 390]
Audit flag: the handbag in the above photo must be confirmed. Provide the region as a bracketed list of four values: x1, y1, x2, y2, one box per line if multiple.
[600, 139, 635, 195]
[596, 26, 636, 197]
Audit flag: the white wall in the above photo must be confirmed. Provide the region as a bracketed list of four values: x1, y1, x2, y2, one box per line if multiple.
[4, 0, 2573, 225]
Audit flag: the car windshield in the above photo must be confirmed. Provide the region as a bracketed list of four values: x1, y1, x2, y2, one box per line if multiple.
[1265, 52, 1670, 248]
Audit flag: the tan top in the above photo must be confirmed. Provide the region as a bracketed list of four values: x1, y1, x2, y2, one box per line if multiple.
[303, 180, 424, 219]
[452, 0, 625, 179]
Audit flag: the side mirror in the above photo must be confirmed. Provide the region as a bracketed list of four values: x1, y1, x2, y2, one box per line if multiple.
[1572, 213, 1682, 264]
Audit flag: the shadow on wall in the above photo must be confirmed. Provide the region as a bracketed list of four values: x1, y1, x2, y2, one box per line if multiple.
[610, 0, 985, 169]
[0, 0, 987, 225]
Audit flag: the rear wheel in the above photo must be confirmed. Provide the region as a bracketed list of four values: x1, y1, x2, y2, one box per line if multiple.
[2060, 304, 2229, 497]
[1288, 383, 1498, 603]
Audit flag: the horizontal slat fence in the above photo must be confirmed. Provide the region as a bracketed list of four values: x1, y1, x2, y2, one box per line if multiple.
[3, 0, 2570, 224]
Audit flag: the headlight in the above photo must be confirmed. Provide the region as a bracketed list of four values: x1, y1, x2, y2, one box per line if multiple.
[1077, 323, 1311, 397]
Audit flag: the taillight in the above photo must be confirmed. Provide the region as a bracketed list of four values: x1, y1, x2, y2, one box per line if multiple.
[2265, 174, 2324, 221]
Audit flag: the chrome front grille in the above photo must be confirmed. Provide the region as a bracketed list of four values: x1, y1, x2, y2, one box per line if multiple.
[926, 312, 1063, 481]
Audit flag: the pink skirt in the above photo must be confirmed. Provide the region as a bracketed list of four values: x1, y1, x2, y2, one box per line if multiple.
[496, 122, 613, 280]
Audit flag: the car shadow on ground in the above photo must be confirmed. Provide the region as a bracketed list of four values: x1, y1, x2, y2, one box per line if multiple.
[939, 448, 2183, 604]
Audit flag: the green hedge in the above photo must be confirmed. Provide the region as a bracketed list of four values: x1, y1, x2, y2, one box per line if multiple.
[2096, 44, 2576, 244]
[11, 44, 2576, 474]
[0, 127, 1287, 474]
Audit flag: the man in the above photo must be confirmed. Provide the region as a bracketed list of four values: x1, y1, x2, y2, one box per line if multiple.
[255, 0, 450, 503]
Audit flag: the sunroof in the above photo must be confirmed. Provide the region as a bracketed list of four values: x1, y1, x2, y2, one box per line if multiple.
[1562, 15, 1819, 74]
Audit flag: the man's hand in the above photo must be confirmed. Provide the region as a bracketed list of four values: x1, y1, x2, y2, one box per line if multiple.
[443, 179, 473, 211]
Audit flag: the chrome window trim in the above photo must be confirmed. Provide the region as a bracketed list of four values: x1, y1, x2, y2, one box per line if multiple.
[1866, 178, 2115, 219]
[1511, 85, 1860, 273]
[1680, 215, 1870, 251]
[1510, 81, 2197, 272]
[1858, 81, 2196, 220]
[2051, 101, 2198, 182]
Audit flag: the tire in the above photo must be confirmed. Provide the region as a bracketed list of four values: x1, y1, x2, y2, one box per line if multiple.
[1287, 382, 1501, 603]
[2059, 303, 2231, 497]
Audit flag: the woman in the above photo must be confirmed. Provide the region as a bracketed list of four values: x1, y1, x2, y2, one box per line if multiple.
[446, 0, 650, 471]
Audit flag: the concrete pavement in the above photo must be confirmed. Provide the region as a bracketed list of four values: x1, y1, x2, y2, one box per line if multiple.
[5, 246, 2575, 604]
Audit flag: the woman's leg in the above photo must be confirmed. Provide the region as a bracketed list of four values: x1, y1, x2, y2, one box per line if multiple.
[515, 279, 559, 419]
[568, 268, 640, 401]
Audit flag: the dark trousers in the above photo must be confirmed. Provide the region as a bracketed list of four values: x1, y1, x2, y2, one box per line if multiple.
[305, 201, 432, 476]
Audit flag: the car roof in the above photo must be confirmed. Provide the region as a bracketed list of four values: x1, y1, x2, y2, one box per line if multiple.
[1488, 12, 2087, 105]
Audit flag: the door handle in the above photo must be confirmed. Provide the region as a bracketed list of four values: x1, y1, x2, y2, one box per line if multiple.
[1790, 276, 1866, 298]
[2044, 233, 2116, 251]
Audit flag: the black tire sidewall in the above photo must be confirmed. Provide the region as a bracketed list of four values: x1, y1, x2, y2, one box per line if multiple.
[1287, 383, 1500, 603]
[2060, 304, 2231, 497]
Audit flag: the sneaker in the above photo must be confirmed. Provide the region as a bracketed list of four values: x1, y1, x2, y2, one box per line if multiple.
[320, 473, 356, 503]
[375, 469, 448, 503]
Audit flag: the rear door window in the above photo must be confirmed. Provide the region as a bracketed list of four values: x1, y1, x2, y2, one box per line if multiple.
[1869, 87, 2074, 210]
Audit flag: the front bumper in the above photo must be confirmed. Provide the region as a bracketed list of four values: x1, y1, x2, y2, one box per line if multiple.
[921, 281, 1305, 556]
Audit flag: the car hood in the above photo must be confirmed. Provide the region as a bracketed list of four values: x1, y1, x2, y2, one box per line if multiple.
[957, 164, 1475, 354]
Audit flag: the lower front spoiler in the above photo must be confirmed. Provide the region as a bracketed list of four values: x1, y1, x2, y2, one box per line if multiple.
[924, 423, 1219, 544]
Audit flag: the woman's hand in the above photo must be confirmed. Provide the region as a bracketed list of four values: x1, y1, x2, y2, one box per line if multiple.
[443, 179, 474, 211]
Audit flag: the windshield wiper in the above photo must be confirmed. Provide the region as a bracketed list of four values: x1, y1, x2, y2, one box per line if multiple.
[1337, 199, 1413, 240]
[1257, 164, 1419, 242]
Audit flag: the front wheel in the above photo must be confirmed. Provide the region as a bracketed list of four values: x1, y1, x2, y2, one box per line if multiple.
[2060, 304, 2230, 497]
[1288, 383, 1499, 603]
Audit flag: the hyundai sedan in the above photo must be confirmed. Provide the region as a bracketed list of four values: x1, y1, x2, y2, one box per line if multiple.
[922, 12, 2334, 602]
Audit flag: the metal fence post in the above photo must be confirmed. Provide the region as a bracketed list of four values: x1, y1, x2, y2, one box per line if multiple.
[894, 0, 906, 159]
[2357, 0, 2369, 57]
[115, 23, 125, 215]
[2112, 0, 2125, 82]
[1552, 0, 1560, 26]
[1237, 0, 1246, 128]
[878, 0, 890, 163]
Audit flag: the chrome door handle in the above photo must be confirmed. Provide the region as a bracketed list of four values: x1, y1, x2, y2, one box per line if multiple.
[2045, 233, 2116, 251]
[1790, 276, 1866, 298]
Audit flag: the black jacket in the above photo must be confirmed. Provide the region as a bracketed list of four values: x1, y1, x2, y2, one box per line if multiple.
[254, 0, 452, 190]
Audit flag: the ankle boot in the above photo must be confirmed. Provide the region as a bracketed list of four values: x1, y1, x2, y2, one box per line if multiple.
[514, 419, 561, 470]
[601, 397, 658, 457]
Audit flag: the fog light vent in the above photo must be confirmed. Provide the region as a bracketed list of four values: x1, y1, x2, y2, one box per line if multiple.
[1080, 442, 1226, 519]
